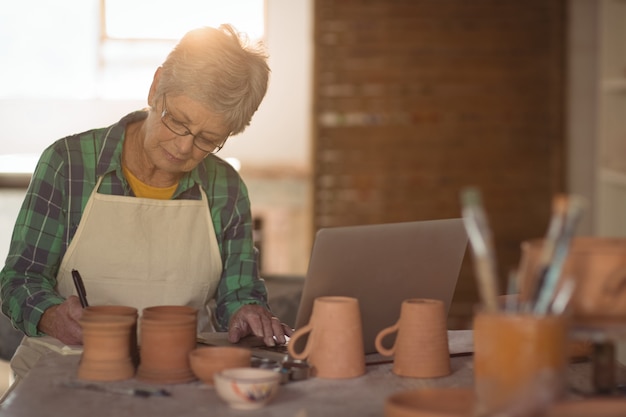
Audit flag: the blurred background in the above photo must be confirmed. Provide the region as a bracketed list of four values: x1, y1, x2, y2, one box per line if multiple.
[0, 0, 624, 353]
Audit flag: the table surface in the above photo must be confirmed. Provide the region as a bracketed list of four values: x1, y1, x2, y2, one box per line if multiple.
[0, 333, 606, 417]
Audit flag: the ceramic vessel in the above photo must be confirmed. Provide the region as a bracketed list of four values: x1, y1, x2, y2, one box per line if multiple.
[288, 296, 365, 379]
[473, 311, 568, 416]
[142, 305, 198, 320]
[137, 309, 198, 384]
[497, 294, 592, 360]
[214, 367, 281, 410]
[82, 305, 139, 367]
[78, 314, 136, 381]
[189, 346, 252, 385]
[519, 237, 626, 321]
[385, 388, 474, 417]
[375, 298, 450, 378]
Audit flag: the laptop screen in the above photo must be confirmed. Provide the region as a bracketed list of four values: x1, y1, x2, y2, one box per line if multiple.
[294, 218, 468, 354]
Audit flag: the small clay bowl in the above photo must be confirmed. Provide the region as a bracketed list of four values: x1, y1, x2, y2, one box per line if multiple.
[545, 398, 626, 417]
[189, 346, 251, 385]
[214, 367, 281, 410]
[385, 388, 474, 417]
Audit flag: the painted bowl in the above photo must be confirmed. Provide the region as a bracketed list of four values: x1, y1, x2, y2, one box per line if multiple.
[214, 367, 281, 410]
[189, 346, 251, 385]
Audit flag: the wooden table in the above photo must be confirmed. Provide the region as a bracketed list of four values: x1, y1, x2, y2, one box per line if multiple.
[0, 333, 605, 417]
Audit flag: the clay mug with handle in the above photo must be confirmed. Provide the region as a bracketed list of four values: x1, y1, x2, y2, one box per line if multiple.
[288, 296, 366, 379]
[375, 298, 451, 378]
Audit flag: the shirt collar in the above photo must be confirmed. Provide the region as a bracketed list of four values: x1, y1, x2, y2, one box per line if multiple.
[96, 110, 148, 179]
[95, 109, 206, 197]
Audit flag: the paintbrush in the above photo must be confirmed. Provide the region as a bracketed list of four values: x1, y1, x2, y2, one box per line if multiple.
[533, 195, 586, 315]
[549, 277, 576, 316]
[505, 269, 519, 313]
[461, 187, 500, 312]
[529, 194, 568, 307]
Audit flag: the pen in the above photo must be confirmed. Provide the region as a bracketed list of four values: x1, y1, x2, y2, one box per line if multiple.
[71, 269, 89, 308]
[63, 380, 170, 397]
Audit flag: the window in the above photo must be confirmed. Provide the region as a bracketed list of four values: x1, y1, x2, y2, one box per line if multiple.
[102, 0, 265, 41]
[99, 0, 266, 99]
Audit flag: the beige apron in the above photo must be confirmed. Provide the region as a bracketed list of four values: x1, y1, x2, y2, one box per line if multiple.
[10, 176, 222, 380]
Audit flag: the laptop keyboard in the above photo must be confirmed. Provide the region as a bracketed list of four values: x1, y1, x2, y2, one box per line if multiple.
[255, 343, 289, 354]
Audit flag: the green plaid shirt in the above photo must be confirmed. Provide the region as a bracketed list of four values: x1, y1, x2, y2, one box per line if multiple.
[0, 110, 268, 336]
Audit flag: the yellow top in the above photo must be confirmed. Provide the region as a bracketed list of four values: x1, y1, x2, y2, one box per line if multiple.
[122, 165, 178, 200]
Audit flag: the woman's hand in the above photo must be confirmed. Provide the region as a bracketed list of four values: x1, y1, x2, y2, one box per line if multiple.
[37, 295, 84, 345]
[227, 304, 293, 346]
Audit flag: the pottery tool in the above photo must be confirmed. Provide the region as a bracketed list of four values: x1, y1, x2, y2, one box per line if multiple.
[505, 269, 519, 313]
[64, 380, 171, 397]
[528, 194, 568, 309]
[71, 269, 89, 308]
[461, 187, 500, 312]
[549, 278, 576, 316]
[533, 195, 586, 315]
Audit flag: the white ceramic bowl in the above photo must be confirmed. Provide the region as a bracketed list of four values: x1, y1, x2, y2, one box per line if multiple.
[214, 367, 281, 410]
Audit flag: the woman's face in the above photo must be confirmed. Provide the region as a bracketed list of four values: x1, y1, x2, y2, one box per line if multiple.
[142, 93, 230, 175]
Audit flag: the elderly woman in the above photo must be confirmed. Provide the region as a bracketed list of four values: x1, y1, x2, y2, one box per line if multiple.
[0, 24, 291, 381]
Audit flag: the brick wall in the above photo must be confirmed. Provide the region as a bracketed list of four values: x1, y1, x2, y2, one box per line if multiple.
[312, 0, 566, 328]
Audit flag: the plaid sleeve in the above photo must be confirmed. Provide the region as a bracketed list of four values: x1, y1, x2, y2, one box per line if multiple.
[211, 163, 269, 330]
[0, 144, 69, 336]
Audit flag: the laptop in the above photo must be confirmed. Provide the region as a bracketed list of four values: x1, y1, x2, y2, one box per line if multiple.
[199, 218, 467, 359]
[293, 218, 467, 354]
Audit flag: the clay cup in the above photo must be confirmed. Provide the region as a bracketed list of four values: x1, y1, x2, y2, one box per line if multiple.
[78, 313, 137, 381]
[473, 311, 568, 416]
[375, 298, 451, 378]
[288, 296, 366, 379]
[137, 305, 198, 384]
[82, 305, 139, 367]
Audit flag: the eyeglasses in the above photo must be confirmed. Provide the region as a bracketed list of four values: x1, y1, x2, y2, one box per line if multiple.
[160, 95, 228, 154]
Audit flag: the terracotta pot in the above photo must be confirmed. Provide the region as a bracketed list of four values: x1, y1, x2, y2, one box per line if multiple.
[473, 311, 568, 416]
[78, 314, 136, 381]
[376, 298, 450, 378]
[137, 313, 198, 384]
[518, 237, 626, 322]
[497, 294, 592, 360]
[82, 305, 139, 367]
[288, 296, 365, 379]
[142, 305, 198, 320]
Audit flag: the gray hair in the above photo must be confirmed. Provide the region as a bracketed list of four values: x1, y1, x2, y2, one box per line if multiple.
[155, 24, 270, 135]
